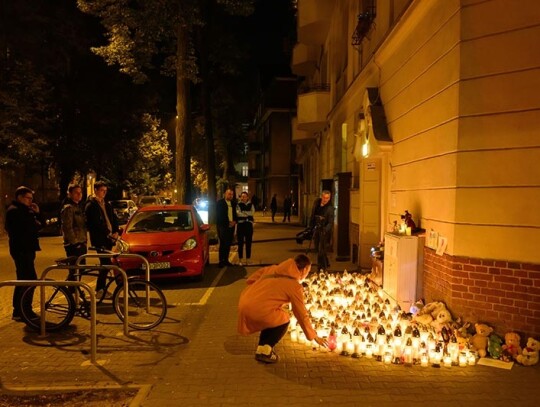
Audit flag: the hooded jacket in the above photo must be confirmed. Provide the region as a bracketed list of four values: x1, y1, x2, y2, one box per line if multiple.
[237, 258, 316, 340]
[5, 200, 41, 253]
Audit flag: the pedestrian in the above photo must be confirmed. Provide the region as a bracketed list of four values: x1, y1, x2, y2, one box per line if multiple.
[282, 194, 292, 222]
[309, 190, 334, 271]
[85, 180, 119, 297]
[270, 193, 277, 222]
[216, 187, 237, 267]
[236, 191, 254, 266]
[237, 254, 328, 363]
[61, 183, 87, 260]
[4, 186, 41, 321]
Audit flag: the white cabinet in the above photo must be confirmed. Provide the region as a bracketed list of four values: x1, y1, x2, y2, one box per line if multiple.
[383, 233, 419, 311]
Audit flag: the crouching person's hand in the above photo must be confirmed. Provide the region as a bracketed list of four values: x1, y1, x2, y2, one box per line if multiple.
[313, 336, 328, 348]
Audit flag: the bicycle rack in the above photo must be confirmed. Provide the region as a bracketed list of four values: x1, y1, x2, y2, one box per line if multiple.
[77, 253, 152, 312]
[40, 265, 130, 336]
[0, 280, 98, 364]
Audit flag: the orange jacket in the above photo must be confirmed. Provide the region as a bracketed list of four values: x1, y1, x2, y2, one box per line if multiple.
[237, 258, 316, 340]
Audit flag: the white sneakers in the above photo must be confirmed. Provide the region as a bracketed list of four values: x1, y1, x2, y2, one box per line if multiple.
[255, 345, 279, 363]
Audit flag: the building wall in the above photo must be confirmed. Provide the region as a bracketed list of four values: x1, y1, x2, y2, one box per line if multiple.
[293, 0, 540, 336]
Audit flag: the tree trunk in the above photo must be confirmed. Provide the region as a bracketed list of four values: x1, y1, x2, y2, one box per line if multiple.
[198, 0, 218, 223]
[176, 23, 191, 204]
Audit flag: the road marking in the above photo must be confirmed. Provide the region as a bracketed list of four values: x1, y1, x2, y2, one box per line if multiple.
[183, 266, 228, 306]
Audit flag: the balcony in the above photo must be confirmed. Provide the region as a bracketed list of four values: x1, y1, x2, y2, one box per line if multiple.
[291, 43, 318, 77]
[291, 116, 315, 144]
[296, 84, 330, 132]
[297, 0, 334, 45]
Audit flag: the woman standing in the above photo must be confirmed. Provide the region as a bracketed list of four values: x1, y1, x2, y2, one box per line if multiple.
[236, 191, 254, 266]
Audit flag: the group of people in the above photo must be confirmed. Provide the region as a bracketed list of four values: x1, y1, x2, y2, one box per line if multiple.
[269, 193, 293, 223]
[4, 181, 119, 321]
[6, 182, 333, 366]
[216, 188, 255, 267]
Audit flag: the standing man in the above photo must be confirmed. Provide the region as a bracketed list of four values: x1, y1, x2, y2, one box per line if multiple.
[282, 195, 292, 223]
[270, 194, 278, 222]
[309, 190, 334, 271]
[61, 183, 87, 260]
[85, 180, 119, 297]
[216, 187, 237, 267]
[5, 186, 41, 321]
[236, 191, 255, 266]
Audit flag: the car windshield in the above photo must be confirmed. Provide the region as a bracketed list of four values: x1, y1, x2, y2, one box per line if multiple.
[111, 201, 128, 209]
[126, 210, 193, 233]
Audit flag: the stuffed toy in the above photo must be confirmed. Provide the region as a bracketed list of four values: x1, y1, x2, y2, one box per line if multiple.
[413, 301, 447, 326]
[516, 337, 540, 366]
[487, 334, 503, 359]
[501, 332, 522, 362]
[452, 320, 471, 350]
[430, 309, 453, 333]
[470, 323, 493, 358]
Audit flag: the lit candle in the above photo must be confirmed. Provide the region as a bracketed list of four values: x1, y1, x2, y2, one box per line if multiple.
[366, 344, 373, 358]
[459, 353, 467, 367]
[468, 353, 476, 365]
[420, 354, 429, 367]
[384, 352, 392, 364]
[443, 355, 452, 367]
[290, 330, 298, 342]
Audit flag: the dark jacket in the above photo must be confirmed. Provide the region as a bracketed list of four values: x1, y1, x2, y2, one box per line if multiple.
[84, 196, 119, 248]
[216, 198, 238, 228]
[310, 198, 334, 234]
[5, 200, 41, 253]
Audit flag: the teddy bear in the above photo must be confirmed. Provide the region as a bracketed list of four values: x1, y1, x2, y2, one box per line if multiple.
[413, 301, 447, 326]
[430, 308, 453, 333]
[516, 337, 540, 366]
[452, 320, 472, 350]
[501, 332, 522, 362]
[469, 323, 493, 358]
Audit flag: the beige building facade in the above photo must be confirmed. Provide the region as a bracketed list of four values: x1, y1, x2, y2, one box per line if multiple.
[292, 0, 540, 338]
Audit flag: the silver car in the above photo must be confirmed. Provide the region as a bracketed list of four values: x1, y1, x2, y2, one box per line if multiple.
[110, 199, 138, 224]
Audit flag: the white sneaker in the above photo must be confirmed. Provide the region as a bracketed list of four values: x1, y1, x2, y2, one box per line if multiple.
[238, 259, 244, 266]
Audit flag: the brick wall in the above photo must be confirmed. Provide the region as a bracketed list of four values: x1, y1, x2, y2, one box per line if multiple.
[423, 247, 540, 339]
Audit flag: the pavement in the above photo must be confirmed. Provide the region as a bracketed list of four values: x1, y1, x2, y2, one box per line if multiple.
[1, 213, 540, 406]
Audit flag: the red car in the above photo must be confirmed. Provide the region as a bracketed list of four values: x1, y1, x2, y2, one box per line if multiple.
[116, 205, 210, 280]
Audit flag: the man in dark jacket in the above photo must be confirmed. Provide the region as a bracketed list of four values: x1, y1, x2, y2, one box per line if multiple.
[216, 187, 237, 267]
[309, 190, 334, 271]
[85, 180, 119, 296]
[5, 186, 41, 321]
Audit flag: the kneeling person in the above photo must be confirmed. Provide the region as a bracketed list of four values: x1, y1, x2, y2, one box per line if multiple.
[237, 254, 327, 363]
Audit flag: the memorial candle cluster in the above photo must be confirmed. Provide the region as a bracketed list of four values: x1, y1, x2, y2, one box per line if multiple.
[288, 271, 477, 368]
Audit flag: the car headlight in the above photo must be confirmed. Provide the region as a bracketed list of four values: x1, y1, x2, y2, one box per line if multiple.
[46, 217, 58, 225]
[182, 237, 197, 251]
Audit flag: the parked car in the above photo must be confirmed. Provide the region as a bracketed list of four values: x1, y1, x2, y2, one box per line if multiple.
[38, 201, 62, 236]
[110, 199, 138, 224]
[137, 195, 167, 207]
[116, 205, 210, 280]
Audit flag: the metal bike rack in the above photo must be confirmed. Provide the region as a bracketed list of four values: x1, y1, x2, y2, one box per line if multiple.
[76, 253, 151, 282]
[0, 280, 98, 364]
[77, 253, 152, 312]
[41, 265, 130, 336]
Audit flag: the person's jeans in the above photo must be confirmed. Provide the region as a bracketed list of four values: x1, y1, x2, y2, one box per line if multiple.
[217, 225, 235, 264]
[258, 322, 289, 347]
[236, 222, 253, 259]
[11, 250, 37, 316]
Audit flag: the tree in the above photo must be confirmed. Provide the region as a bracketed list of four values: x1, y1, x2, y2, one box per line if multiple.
[128, 114, 173, 195]
[77, 0, 254, 212]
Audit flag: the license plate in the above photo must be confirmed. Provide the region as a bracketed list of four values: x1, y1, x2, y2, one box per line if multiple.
[144, 262, 170, 270]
